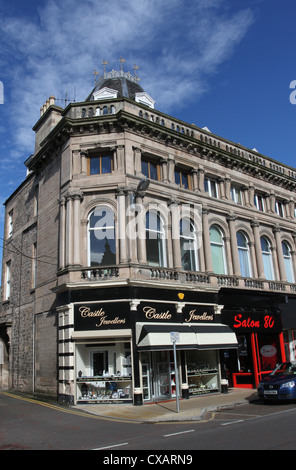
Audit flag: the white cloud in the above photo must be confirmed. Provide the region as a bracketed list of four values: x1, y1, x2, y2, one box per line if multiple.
[0, 0, 255, 158]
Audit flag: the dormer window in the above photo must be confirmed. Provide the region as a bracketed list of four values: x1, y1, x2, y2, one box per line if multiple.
[135, 92, 155, 109]
[93, 87, 118, 101]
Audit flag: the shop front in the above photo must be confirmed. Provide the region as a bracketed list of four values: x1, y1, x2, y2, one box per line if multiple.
[220, 289, 285, 389]
[280, 296, 296, 362]
[72, 301, 133, 404]
[59, 296, 238, 405]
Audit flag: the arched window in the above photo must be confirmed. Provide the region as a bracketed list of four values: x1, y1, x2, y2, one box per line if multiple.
[88, 206, 116, 266]
[282, 241, 295, 283]
[261, 236, 274, 280]
[210, 225, 226, 274]
[237, 231, 252, 277]
[146, 211, 167, 267]
[180, 218, 198, 271]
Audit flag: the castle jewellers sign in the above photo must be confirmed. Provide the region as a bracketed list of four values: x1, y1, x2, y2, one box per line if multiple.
[137, 302, 215, 323]
[74, 301, 216, 331]
[74, 302, 130, 331]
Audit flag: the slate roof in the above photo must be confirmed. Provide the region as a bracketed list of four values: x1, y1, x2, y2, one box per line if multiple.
[86, 75, 145, 102]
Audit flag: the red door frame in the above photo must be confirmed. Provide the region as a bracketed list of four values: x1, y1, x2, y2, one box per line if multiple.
[252, 332, 286, 388]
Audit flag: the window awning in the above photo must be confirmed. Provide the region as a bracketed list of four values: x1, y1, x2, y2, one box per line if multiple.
[189, 324, 238, 350]
[136, 323, 197, 351]
[136, 322, 237, 351]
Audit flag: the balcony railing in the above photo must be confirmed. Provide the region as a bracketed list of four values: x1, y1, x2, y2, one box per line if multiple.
[77, 265, 296, 293]
[81, 267, 119, 280]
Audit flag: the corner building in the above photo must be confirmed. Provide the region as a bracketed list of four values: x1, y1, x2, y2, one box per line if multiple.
[2, 65, 296, 405]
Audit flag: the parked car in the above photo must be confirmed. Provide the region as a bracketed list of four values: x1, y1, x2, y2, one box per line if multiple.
[257, 361, 296, 401]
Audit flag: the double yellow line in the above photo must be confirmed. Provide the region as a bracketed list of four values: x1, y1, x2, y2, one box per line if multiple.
[0, 391, 216, 425]
[0, 391, 138, 423]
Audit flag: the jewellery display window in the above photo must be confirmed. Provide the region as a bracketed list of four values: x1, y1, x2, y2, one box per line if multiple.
[186, 350, 219, 395]
[75, 342, 132, 403]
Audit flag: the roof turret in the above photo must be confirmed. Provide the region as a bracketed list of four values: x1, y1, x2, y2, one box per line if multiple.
[86, 59, 155, 108]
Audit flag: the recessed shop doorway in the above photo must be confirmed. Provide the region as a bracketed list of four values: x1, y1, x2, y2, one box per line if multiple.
[141, 351, 177, 402]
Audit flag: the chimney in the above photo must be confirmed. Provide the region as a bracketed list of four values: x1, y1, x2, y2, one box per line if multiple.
[40, 95, 56, 116]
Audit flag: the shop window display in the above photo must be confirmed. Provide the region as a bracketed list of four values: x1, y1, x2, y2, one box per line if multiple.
[186, 350, 219, 395]
[76, 343, 132, 403]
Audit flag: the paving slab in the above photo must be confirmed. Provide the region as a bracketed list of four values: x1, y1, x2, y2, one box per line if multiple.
[75, 388, 258, 422]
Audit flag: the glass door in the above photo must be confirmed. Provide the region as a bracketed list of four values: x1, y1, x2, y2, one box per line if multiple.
[153, 351, 171, 401]
[157, 362, 170, 399]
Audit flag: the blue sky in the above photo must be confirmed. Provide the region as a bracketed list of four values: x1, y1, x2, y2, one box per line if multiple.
[0, 0, 295, 280]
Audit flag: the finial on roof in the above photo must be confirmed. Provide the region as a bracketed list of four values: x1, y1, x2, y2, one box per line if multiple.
[93, 69, 99, 84]
[93, 59, 141, 84]
[133, 64, 140, 82]
[118, 56, 126, 73]
[102, 59, 108, 77]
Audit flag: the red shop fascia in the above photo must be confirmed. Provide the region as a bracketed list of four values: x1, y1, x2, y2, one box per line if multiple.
[220, 290, 285, 389]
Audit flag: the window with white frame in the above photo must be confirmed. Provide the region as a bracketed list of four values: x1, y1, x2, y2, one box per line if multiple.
[261, 236, 274, 280]
[146, 210, 167, 267]
[5, 260, 11, 300]
[254, 194, 265, 212]
[237, 231, 252, 277]
[210, 225, 227, 274]
[275, 201, 284, 218]
[180, 218, 198, 271]
[8, 210, 13, 237]
[282, 241, 295, 283]
[230, 186, 243, 205]
[88, 206, 116, 266]
[204, 178, 218, 198]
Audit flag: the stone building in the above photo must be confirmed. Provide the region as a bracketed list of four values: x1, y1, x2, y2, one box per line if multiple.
[1, 64, 296, 404]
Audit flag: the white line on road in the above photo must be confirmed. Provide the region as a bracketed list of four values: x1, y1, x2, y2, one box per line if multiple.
[92, 442, 129, 450]
[163, 429, 195, 437]
[221, 420, 244, 426]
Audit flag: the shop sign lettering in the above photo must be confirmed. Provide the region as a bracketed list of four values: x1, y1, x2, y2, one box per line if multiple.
[74, 303, 130, 331]
[143, 306, 172, 320]
[139, 303, 215, 323]
[78, 306, 126, 328]
[233, 314, 275, 330]
[185, 310, 214, 322]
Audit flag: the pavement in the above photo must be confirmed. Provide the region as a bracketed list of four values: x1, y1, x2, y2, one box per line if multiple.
[75, 388, 258, 422]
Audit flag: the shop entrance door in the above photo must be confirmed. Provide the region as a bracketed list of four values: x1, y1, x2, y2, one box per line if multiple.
[155, 359, 171, 400]
[152, 351, 171, 401]
[253, 333, 284, 386]
[233, 333, 285, 388]
[141, 351, 171, 401]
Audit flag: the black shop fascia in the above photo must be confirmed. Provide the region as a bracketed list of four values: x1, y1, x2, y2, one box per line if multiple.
[68, 286, 238, 404]
[219, 288, 285, 390]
